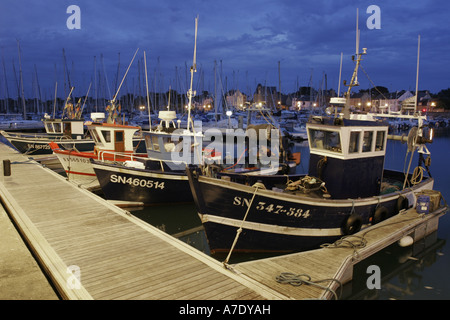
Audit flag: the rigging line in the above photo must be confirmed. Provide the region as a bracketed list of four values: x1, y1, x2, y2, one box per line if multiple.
[358, 64, 388, 100]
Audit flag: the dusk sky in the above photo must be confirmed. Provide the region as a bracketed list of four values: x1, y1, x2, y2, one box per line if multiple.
[1, 0, 449, 102]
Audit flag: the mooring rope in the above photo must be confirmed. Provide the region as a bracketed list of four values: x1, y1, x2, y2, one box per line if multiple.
[275, 272, 343, 300]
[223, 183, 262, 266]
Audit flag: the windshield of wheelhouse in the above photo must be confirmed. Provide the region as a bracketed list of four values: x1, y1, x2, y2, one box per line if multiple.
[89, 129, 102, 145]
[308, 128, 342, 154]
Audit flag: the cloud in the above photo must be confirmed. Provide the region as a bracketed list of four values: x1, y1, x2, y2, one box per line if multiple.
[0, 0, 448, 101]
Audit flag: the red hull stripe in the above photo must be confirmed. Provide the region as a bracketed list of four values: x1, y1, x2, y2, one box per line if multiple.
[65, 170, 97, 176]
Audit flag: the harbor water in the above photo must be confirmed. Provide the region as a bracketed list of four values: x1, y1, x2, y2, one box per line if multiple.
[130, 128, 450, 300]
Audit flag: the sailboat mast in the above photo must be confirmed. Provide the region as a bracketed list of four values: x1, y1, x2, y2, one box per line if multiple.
[1, 52, 10, 114]
[17, 40, 26, 119]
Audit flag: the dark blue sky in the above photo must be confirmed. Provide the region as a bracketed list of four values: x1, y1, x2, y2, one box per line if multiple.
[1, 0, 449, 102]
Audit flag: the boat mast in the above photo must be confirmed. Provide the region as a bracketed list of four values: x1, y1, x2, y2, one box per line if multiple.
[186, 15, 198, 132]
[343, 8, 366, 118]
[17, 40, 26, 119]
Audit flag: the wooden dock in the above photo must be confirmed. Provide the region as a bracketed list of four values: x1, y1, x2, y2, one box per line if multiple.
[0, 142, 284, 300]
[0, 141, 447, 300]
[231, 205, 447, 300]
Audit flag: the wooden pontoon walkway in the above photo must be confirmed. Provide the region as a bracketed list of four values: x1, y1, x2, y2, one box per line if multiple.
[0, 141, 447, 300]
[231, 205, 446, 300]
[0, 142, 283, 300]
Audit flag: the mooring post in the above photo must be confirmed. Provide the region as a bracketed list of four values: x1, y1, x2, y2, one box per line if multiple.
[3, 159, 11, 176]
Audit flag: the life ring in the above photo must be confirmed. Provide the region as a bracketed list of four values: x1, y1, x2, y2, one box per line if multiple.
[372, 206, 388, 225]
[396, 196, 409, 213]
[341, 214, 362, 235]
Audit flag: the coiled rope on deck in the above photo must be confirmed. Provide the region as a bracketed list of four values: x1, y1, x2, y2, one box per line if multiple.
[275, 272, 342, 300]
[320, 235, 368, 260]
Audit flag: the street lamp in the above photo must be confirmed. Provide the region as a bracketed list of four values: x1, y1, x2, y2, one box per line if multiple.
[226, 110, 232, 129]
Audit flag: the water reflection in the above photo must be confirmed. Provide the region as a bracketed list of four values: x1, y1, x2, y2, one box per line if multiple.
[347, 232, 446, 300]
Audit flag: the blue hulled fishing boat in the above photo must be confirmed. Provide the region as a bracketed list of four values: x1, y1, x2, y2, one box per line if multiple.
[186, 42, 437, 254]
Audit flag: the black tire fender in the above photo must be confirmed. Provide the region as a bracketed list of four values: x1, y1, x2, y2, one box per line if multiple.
[342, 214, 363, 235]
[372, 206, 388, 225]
[396, 195, 409, 213]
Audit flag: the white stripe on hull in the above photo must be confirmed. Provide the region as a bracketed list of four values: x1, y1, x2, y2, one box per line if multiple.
[200, 213, 344, 237]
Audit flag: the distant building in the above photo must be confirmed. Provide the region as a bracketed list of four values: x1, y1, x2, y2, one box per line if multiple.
[290, 97, 317, 111]
[253, 84, 279, 109]
[226, 90, 247, 109]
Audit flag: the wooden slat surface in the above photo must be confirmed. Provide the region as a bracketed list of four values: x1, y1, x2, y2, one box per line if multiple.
[232, 205, 446, 300]
[0, 143, 285, 300]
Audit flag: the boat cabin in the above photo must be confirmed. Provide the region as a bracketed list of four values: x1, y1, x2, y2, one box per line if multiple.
[307, 117, 389, 199]
[42, 118, 85, 139]
[88, 122, 141, 155]
[142, 110, 203, 170]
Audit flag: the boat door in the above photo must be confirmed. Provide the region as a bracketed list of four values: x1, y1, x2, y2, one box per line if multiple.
[63, 122, 72, 137]
[114, 130, 125, 153]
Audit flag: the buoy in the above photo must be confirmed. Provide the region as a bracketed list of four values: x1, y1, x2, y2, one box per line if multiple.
[398, 235, 414, 247]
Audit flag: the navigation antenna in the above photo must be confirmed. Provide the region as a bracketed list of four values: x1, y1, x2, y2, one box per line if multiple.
[343, 8, 367, 118]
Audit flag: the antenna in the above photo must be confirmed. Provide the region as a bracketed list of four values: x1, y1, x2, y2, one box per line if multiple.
[415, 35, 421, 112]
[144, 50, 151, 129]
[356, 8, 359, 55]
[338, 52, 343, 97]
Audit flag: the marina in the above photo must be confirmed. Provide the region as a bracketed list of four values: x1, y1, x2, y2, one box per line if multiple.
[0, 134, 448, 300]
[1, 3, 450, 305]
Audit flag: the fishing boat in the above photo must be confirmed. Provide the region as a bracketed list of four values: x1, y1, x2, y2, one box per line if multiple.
[0, 116, 94, 155]
[0, 88, 94, 155]
[91, 18, 205, 206]
[49, 50, 147, 189]
[49, 112, 146, 189]
[186, 39, 439, 254]
[90, 109, 205, 205]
